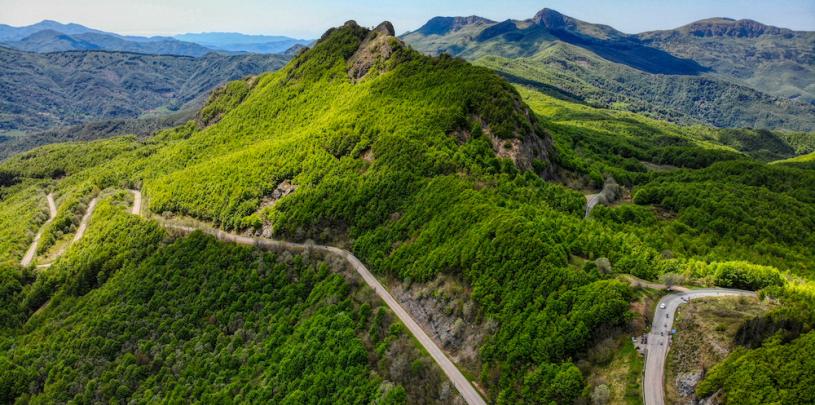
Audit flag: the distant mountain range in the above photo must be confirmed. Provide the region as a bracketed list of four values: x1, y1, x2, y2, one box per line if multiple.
[0, 20, 313, 56]
[0, 46, 290, 132]
[173, 32, 313, 54]
[402, 8, 815, 131]
[4, 29, 214, 56]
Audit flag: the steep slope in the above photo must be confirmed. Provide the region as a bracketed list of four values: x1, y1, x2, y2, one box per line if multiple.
[402, 9, 815, 131]
[639, 18, 815, 104]
[0, 199, 453, 403]
[2, 20, 814, 405]
[0, 46, 289, 132]
[0, 21, 613, 404]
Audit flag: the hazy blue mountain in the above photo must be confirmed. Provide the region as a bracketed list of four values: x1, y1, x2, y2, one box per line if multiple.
[2, 30, 214, 56]
[0, 20, 103, 41]
[173, 32, 313, 54]
[0, 20, 311, 56]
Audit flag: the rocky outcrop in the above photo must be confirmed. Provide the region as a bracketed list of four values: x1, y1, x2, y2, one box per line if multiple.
[676, 370, 704, 397]
[348, 21, 401, 82]
[488, 129, 552, 173]
[390, 276, 493, 372]
[475, 107, 555, 177]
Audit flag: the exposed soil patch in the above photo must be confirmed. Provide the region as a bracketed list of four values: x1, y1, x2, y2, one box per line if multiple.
[251, 180, 297, 238]
[665, 296, 770, 404]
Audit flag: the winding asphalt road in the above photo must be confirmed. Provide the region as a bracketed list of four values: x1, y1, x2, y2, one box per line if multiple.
[643, 288, 756, 405]
[20, 193, 57, 267]
[132, 191, 487, 405]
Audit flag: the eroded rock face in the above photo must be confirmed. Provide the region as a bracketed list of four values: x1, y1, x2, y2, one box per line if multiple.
[389, 276, 494, 372]
[348, 21, 401, 81]
[252, 180, 298, 238]
[479, 109, 555, 177]
[260, 180, 297, 208]
[676, 370, 704, 397]
[489, 130, 552, 173]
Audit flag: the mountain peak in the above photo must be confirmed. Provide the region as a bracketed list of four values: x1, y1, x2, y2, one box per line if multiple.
[348, 21, 403, 81]
[373, 21, 395, 37]
[531, 8, 568, 29]
[413, 15, 495, 36]
[679, 18, 789, 37]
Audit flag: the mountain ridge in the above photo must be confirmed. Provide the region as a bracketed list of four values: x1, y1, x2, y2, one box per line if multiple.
[402, 7, 815, 130]
[3, 29, 215, 56]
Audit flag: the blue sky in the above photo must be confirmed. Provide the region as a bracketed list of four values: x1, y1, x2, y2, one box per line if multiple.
[1, 0, 813, 38]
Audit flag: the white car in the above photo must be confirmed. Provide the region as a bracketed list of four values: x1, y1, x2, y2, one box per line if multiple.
[659, 303, 667, 309]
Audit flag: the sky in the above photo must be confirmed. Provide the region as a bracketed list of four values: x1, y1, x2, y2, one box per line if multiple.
[1, 0, 813, 38]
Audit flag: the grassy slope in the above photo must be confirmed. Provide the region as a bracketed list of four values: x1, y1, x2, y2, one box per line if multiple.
[472, 43, 815, 132]
[773, 151, 815, 169]
[403, 21, 815, 132]
[0, 21, 814, 404]
[665, 296, 770, 404]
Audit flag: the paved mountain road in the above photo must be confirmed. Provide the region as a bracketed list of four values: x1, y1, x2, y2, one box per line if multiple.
[133, 191, 487, 405]
[643, 288, 756, 405]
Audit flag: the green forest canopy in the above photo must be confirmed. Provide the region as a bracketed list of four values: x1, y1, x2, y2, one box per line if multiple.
[0, 21, 813, 404]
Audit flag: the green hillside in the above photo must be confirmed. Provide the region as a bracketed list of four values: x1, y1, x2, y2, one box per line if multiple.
[401, 9, 815, 132]
[773, 151, 815, 169]
[1, 20, 814, 404]
[473, 44, 815, 132]
[0, 198, 448, 403]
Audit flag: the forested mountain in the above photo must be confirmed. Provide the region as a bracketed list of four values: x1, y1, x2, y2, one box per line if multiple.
[1, 19, 814, 404]
[402, 8, 815, 131]
[0, 46, 289, 132]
